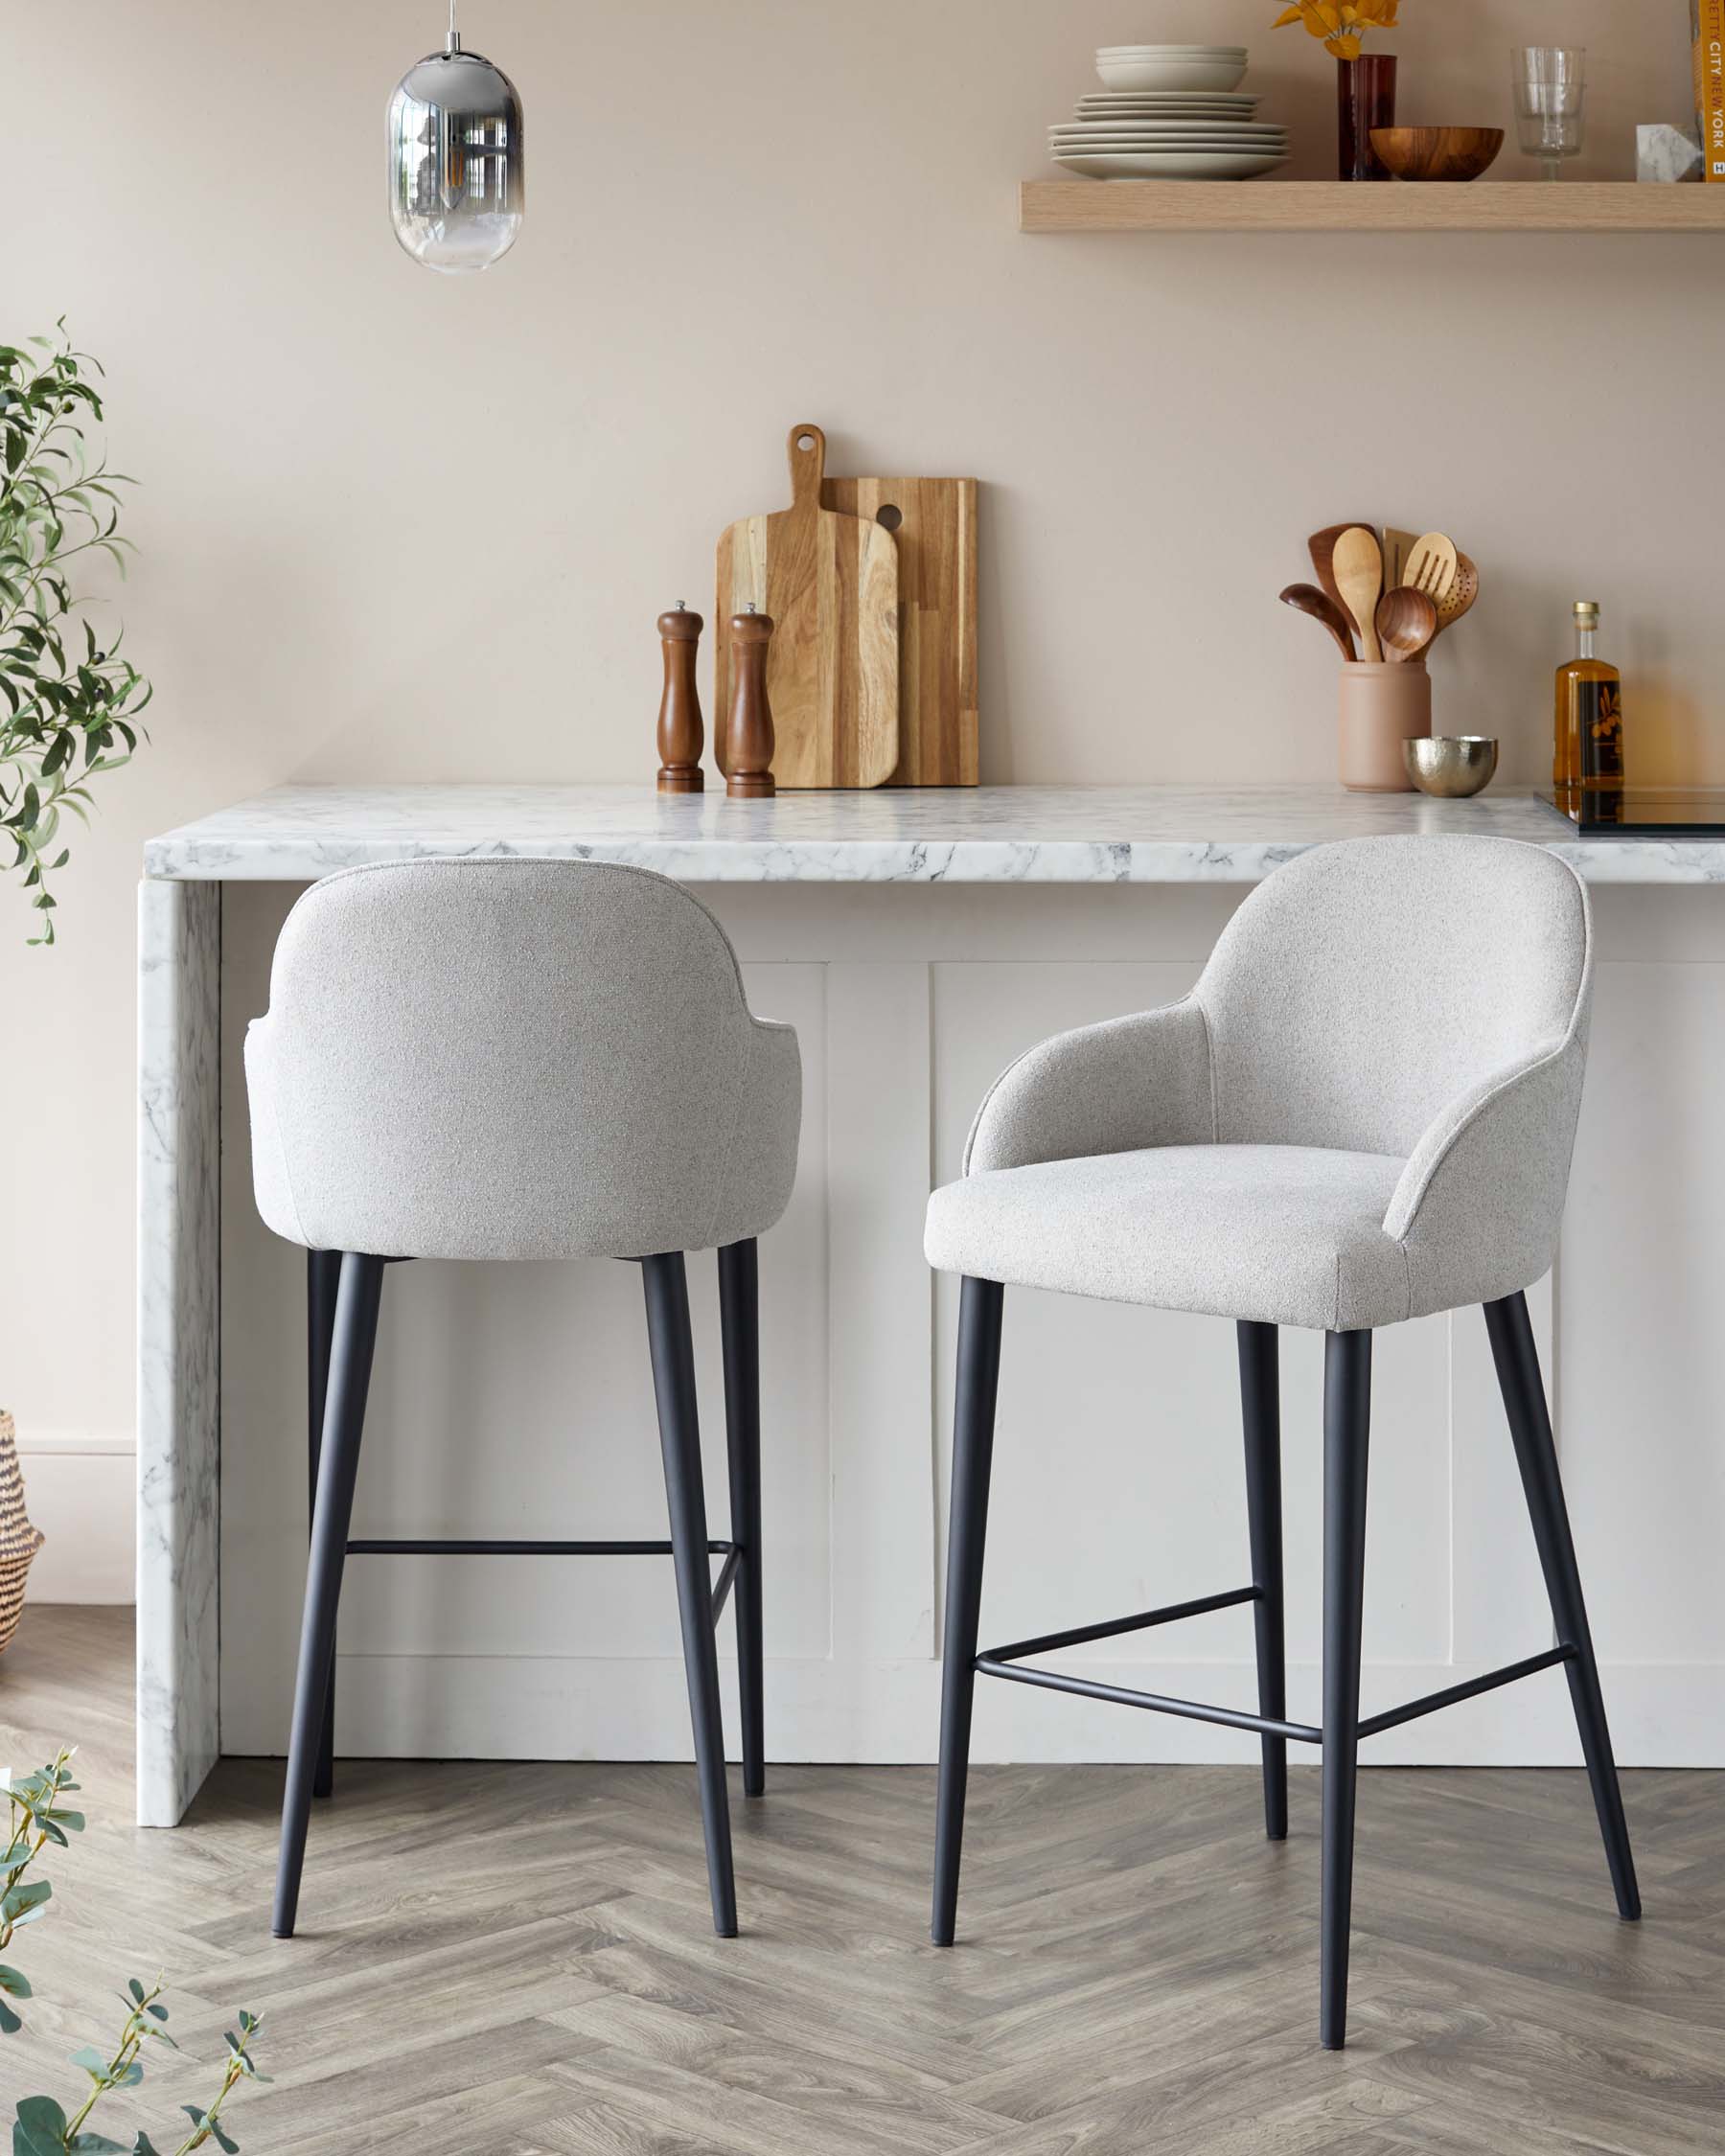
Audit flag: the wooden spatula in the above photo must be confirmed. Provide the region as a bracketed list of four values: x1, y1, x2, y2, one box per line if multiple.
[1383, 527, 1419, 592]
[716, 424, 899, 790]
[1332, 527, 1385, 663]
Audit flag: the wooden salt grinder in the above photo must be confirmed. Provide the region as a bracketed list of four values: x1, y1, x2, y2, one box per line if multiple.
[725, 607, 776, 799]
[656, 605, 705, 793]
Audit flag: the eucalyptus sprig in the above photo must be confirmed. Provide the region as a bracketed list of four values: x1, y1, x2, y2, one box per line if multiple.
[14, 1992, 266, 2156]
[1, 1747, 82, 2029]
[4, 1752, 268, 2156]
[0, 325, 151, 945]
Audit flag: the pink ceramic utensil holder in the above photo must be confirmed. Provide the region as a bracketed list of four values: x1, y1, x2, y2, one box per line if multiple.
[1339, 662, 1432, 791]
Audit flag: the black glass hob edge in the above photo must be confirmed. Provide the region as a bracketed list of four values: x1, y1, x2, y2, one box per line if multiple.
[1542, 790, 1725, 837]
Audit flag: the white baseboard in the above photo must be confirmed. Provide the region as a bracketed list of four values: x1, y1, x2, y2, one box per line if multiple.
[218, 1652, 1725, 1769]
[11, 1437, 135, 1606]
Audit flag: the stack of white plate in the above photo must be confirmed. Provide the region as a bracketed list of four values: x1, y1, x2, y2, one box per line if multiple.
[1052, 46, 1287, 179]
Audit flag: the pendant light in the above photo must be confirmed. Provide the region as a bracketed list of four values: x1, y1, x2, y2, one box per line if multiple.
[387, 1, 523, 273]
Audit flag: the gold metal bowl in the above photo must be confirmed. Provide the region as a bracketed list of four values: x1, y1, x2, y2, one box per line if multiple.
[1403, 736, 1499, 799]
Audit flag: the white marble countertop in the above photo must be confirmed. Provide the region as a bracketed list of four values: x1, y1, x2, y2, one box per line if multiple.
[143, 784, 1725, 884]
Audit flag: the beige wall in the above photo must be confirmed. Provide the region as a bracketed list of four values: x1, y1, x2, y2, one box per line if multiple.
[0, 1, 1714, 1505]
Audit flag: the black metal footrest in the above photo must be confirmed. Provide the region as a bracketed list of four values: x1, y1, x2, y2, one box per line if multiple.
[976, 1586, 1577, 1747]
[342, 1537, 744, 1627]
[1355, 1645, 1576, 1738]
[977, 1655, 1322, 1744]
[345, 1537, 733, 1557]
[709, 1546, 743, 1625]
[976, 1584, 1317, 1743]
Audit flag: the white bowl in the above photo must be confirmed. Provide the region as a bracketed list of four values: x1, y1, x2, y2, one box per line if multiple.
[1095, 50, 1248, 62]
[1096, 45, 1248, 57]
[1097, 57, 1249, 90]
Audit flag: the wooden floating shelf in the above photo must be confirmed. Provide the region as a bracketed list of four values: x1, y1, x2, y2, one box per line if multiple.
[1021, 180, 1725, 233]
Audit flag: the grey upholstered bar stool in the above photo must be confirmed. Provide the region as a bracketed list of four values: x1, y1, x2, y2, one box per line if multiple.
[245, 858, 800, 1940]
[924, 836, 1638, 2050]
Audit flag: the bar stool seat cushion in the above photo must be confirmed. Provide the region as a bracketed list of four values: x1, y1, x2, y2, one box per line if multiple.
[246, 858, 801, 1263]
[926, 1143, 1414, 1332]
[925, 837, 1594, 1332]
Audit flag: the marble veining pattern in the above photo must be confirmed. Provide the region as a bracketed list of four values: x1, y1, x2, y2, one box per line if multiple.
[144, 784, 1725, 885]
[137, 880, 221, 1825]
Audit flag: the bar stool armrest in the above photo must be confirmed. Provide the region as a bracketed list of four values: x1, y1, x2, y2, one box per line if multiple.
[963, 998, 1214, 1176]
[1383, 1036, 1588, 1309]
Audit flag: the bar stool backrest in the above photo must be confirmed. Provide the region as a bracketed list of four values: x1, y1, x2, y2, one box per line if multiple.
[245, 858, 800, 1262]
[1195, 836, 1592, 1159]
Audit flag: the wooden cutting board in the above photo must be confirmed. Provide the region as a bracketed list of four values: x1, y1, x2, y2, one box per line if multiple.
[821, 471, 978, 788]
[716, 424, 899, 790]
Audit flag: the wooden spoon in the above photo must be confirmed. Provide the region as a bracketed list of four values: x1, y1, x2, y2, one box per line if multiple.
[1376, 586, 1438, 664]
[1431, 551, 1480, 642]
[1403, 532, 1460, 604]
[1280, 584, 1357, 663]
[1308, 522, 1378, 617]
[1332, 526, 1385, 663]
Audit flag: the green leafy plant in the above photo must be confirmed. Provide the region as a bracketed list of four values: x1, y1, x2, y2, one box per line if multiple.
[4, 1752, 267, 2156]
[0, 326, 150, 945]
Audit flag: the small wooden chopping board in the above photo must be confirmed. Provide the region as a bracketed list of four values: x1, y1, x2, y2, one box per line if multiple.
[821, 472, 978, 788]
[716, 424, 899, 790]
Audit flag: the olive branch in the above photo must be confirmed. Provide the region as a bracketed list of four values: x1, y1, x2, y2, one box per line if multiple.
[0, 325, 151, 946]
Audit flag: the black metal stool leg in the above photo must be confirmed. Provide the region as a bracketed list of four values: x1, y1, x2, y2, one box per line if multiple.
[275, 1251, 384, 1938]
[1238, 1320, 1287, 1843]
[1484, 1292, 1641, 1921]
[719, 1240, 766, 1800]
[1321, 1327, 1371, 2050]
[932, 1276, 1005, 1948]
[307, 1249, 342, 1800]
[644, 1251, 738, 1938]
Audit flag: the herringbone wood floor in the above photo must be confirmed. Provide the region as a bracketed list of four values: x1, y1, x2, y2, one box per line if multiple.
[2, 1608, 1721, 2154]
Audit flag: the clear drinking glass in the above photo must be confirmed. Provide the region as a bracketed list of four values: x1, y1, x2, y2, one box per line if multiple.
[1512, 46, 1586, 181]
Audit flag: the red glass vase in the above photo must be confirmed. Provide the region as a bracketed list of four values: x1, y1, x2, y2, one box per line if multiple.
[1337, 54, 1397, 180]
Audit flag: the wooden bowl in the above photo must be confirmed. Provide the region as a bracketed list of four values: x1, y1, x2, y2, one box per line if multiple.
[1368, 126, 1505, 183]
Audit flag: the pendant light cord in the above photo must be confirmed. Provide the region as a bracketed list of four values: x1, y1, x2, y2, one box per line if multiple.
[447, 0, 459, 53]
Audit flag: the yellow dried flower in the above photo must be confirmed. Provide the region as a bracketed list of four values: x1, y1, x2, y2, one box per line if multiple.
[1274, 0, 1401, 57]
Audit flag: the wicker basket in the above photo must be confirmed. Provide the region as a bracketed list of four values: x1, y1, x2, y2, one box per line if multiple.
[0, 1410, 44, 1653]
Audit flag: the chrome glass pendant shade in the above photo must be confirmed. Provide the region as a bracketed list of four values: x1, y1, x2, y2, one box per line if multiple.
[388, 2, 523, 273]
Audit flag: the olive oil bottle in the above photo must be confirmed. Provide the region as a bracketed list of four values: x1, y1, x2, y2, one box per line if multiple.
[1554, 601, 1624, 795]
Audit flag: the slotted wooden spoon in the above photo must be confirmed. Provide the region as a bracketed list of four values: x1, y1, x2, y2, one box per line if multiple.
[1431, 551, 1480, 642]
[1332, 526, 1385, 663]
[1404, 532, 1460, 605]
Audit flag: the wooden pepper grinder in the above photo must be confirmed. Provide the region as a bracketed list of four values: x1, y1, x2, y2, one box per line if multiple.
[724, 607, 776, 799]
[656, 604, 705, 793]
